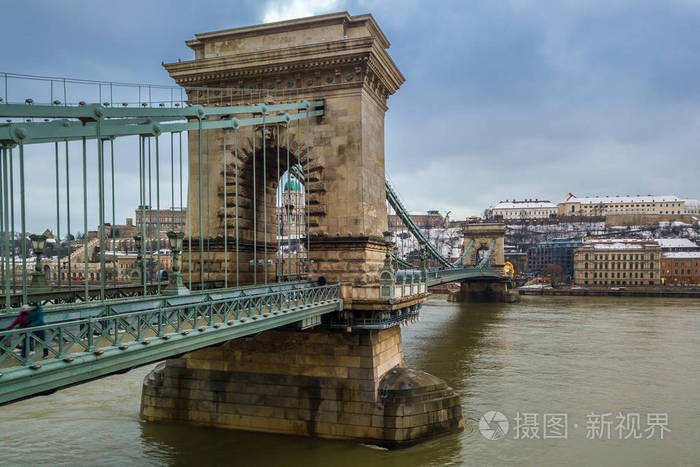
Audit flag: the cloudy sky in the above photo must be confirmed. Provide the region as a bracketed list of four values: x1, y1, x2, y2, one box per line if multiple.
[2, 0, 700, 231]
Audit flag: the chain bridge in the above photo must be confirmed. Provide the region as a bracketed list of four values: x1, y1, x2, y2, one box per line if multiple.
[0, 12, 511, 448]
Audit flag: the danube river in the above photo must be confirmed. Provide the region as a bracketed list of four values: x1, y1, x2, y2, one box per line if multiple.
[2, 296, 699, 466]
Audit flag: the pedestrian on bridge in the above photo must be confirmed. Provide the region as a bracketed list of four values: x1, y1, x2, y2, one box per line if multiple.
[6, 306, 32, 358]
[15, 302, 49, 357]
[26, 302, 48, 358]
[7, 307, 29, 331]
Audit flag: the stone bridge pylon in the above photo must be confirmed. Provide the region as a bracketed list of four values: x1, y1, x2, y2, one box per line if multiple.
[457, 223, 512, 302]
[164, 12, 403, 287]
[141, 13, 464, 448]
[461, 223, 506, 269]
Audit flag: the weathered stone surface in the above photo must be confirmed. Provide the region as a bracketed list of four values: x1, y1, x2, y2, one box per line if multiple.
[140, 325, 463, 448]
[165, 13, 404, 287]
[455, 281, 512, 302]
[462, 223, 506, 269]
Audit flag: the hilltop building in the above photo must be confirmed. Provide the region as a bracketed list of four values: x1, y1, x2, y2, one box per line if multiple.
[683, 199, 700, 214]
[135, 206, 186, 233]
[656, 238, 700, 253]
[559, 193, 685, 217]
[489, 200, 557, 221]
[388, 210, 445, 231]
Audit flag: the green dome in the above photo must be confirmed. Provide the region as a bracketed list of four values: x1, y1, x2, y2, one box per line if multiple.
[284, 178, 303, 192]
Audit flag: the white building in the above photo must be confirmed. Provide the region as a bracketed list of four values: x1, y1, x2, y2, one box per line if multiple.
[558, 193, 685, 217]
[656, 238, 699, 252]
[683, 199, 700, 214]
[490, 200, 558, 220]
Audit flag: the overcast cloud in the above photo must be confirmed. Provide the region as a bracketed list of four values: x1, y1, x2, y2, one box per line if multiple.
[2, 0, 699, 231]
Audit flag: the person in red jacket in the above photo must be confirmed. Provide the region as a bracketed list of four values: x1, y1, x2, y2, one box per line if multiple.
[7, 306, 30, 330]
[7, 305, 33, 358]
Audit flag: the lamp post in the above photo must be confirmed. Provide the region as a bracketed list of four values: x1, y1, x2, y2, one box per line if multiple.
[420, 242, 428, 282]
[382, 230, 395, 271]
[130, 235, 143, 284]
[29, 234, 49, 292]
[379, 231, 396, 299]
[164, 231, 189, 295]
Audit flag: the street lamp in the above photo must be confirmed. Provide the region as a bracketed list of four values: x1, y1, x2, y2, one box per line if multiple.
[382, 230, 395, 271]
[164, 231, 189, 295]
[29, 234, 49, 292]
[130, 235, 143, 284]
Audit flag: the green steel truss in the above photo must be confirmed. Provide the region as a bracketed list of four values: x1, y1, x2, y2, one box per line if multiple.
[0, 283, 342, 404]
[0, 101, 324, 145]
[423, 267, 504, 288]
[385, 179, 454, 268]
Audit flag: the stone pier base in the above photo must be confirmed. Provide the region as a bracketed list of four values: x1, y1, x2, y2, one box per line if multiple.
[140, 326, 463, 448]
[452, 281, 519, 302]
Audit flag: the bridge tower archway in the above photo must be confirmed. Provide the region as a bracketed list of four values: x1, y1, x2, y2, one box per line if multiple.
[461, 223, 506, 269]
[165, 12, 405, 286]
[141, 13, 465, 448]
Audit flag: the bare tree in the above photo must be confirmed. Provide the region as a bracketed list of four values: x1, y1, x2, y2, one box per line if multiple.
[540, 263, 565, 288]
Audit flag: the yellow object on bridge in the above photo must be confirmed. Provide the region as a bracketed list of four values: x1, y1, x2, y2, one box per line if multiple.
[504, 261, 514, 278]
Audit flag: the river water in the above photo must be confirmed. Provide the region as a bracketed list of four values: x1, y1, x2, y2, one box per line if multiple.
[2, 295, 699, 466]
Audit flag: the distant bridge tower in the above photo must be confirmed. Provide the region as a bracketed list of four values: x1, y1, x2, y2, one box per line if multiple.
[458, 223, 511, 301]
[462, 223, 506, 269]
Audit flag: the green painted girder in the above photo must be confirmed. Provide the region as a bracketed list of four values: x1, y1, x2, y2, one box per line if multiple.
[0, 284, 342, 404]
[452, 239, 474, 266]
[0, 106, 324, 145]
[0, 280, 314, 328]
[0, 301, 341, 405]
[385, 179, 453, 268]
[0, 101, 324, 120]
[391, 253, 414, 269]
[424, 267, 504, 287]
[477, 238, 496, 269]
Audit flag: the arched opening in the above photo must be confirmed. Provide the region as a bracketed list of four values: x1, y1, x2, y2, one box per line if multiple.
[476, 246, 490, 265]
[277, 169, 306, 279]
[213, 123, 311, 286]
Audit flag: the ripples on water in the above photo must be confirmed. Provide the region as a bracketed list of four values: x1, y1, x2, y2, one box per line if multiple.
[1, 295, 699, 466]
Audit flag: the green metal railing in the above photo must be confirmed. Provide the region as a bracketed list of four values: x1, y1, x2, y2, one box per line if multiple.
[0, 283, 341, 404]
[423, 267, 503, 286]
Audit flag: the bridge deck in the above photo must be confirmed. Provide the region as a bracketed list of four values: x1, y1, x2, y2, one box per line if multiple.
[424, 267, 506, 287]
[0, 282, 342, 404]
